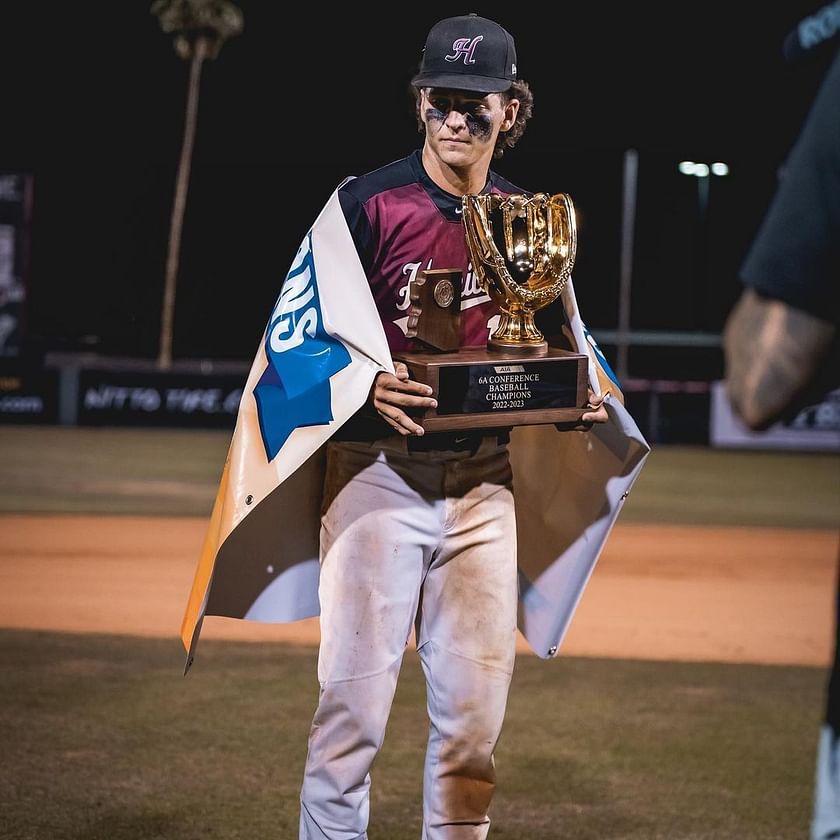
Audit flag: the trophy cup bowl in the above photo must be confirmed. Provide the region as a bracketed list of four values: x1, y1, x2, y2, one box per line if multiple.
[394, 191, 588, 432]
[462, 191, 577, 354]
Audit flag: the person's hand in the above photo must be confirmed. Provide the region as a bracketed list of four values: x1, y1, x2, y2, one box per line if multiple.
[371, 361, 437, 436]
[723, 289, 837, 431]
[581, 388, 610, 425]
[554, 388, 610, 432]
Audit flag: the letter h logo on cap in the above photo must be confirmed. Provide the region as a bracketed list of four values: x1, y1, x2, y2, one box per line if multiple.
[446, 35, 483, 65]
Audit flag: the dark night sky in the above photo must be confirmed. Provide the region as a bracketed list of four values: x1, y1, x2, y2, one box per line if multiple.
[2, 1, 837, 375]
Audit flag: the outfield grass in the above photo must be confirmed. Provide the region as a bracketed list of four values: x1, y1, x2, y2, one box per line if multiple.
[619, 444, 840, 529]
[0, 426, 225, 516]
[0, 425, 838, 527]
[0, 629, 823, 840]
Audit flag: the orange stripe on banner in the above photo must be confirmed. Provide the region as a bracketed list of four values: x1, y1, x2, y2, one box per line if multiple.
[595, 365, 624, 405]
[180, 454, 231, 653]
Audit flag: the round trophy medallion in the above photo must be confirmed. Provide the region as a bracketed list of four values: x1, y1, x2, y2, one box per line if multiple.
[433, 278, 455, 308]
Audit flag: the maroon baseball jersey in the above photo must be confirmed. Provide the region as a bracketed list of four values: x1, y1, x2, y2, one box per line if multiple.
[338, 149, 530, 353]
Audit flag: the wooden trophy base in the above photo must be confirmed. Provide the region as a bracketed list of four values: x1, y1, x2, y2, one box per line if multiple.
[395, 346, 589, 432]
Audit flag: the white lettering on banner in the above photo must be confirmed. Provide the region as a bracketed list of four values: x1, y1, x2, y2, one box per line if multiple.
[789, 396, 840, 431]
[165, 388, 223, 414]
[82, 385, 242, 415]
[270, 309, 317, 353]
[84, 386, 161, 412]
[0, 395, 42, 413]
[223, 389, 243, 413]
[269, 233, 319, 354]
[269, 260, 318, 354]
[272, 269, 314, 321]
[132, 389, 160, 412]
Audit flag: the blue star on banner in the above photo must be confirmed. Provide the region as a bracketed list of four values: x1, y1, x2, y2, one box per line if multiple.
[253, 232, 351, 461]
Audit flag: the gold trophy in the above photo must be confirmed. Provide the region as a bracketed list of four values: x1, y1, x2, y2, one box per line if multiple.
[396, 192, 589, 432]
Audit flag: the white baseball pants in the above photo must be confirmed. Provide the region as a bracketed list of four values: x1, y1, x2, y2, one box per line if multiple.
[299, 435, 518, 839]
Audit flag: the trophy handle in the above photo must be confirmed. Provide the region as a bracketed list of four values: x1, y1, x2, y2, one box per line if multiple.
[511, 192, 576, 298]
[462, 194, 517, 303]
[545, 192, 577, 291]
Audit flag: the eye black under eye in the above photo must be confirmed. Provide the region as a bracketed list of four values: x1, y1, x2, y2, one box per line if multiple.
[429, 98, 486, 117]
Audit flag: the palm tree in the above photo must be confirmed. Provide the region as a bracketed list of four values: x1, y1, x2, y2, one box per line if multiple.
[151, 0, 243, 369]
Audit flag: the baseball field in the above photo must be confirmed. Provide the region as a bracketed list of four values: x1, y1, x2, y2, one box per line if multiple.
[1, 425, 838, 839]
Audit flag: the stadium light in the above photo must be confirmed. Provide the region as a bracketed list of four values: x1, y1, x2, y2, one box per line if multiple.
[678, 160, 729, 214]
[678, 160, 729, 178]
[678, 160, 729, 330]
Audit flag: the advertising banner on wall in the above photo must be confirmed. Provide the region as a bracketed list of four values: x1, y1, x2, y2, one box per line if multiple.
[710, 380, 840, 452]
[0, 361, 59, 423]
[77, 370, 244, 428]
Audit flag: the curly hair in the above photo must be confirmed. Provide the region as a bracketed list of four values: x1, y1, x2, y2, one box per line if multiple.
[413, 79, 534, 159]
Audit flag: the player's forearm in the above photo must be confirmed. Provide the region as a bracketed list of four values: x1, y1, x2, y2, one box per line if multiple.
[723, 289, 836, 431]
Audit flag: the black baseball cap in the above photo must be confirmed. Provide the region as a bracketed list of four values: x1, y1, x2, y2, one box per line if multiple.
[411, 13, 517, 93]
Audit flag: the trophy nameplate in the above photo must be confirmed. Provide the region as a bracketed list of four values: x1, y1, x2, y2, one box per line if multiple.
[397, 191, 591, 431]
[395, 347, 588, 432]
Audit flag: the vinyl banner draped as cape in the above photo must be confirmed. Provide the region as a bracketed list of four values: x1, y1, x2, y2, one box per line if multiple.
[180, 186, 651, 673]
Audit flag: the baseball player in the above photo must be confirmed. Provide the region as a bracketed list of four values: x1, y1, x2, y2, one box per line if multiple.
[298, 14, 608, 839]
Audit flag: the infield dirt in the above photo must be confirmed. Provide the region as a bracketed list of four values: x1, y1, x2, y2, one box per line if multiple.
[1, 515, 836, 667]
